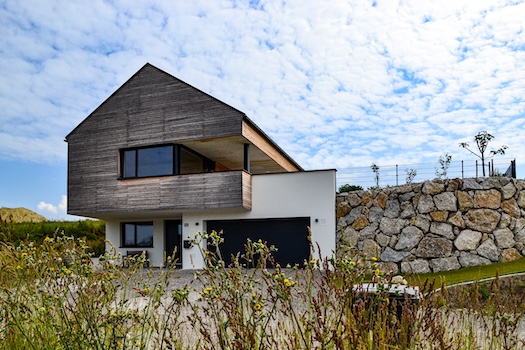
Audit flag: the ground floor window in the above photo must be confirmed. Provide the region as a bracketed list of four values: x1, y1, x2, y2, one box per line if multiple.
[121, 222, 153, 247]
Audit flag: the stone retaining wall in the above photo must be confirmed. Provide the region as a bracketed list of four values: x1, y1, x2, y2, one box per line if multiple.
[336, 177, 525, 274]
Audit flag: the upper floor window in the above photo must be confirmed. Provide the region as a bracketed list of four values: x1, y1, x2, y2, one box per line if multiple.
[180, 147, 215, 174]
[120, 144, 215, 179]
[123, 145, 174, 178]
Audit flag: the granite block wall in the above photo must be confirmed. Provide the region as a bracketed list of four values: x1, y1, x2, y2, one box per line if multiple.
[336, 177, 525, 274]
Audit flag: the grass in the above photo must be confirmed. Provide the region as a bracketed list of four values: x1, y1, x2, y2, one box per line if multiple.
[1, 230, 524, 349]
[408, 257, 525, 289]
[0, 220, 105, 255]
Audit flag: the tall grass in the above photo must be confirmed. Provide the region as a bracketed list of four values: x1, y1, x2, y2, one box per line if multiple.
[0, 220, 105, 255]
[0, 230, 524, 349]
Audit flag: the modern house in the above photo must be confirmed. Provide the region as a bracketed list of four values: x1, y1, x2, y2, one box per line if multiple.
[65, 63, 336, 269]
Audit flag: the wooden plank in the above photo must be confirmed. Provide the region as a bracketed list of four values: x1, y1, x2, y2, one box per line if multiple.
[242, 120, 301, 172]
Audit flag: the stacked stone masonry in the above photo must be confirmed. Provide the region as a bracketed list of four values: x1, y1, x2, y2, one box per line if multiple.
[336, 177, 525, 274]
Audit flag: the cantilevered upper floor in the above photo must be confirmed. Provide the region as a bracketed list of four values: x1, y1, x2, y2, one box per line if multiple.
[65, 63, 303, 219]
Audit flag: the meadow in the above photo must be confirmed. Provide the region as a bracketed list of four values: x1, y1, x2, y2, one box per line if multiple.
[1, 230, 524, 349]
[0, 219, 105, 255]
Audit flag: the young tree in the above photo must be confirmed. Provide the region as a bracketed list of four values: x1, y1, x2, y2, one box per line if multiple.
[405, 168, 417, 184]
[371, 163, 380, 188]
[435, 153, 452, 179]
[459, 131, 508, 176]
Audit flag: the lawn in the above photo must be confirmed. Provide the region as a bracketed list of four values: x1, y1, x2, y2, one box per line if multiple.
[408, 257, 525, 288]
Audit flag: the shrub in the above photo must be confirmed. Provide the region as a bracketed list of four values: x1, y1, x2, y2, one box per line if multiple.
[338, 184, 363, 193]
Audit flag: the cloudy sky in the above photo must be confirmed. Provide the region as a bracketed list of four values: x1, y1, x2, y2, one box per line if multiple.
[1, 0, 524, 220]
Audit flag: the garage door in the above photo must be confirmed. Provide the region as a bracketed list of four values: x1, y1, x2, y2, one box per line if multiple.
[206, 217, 311, 267]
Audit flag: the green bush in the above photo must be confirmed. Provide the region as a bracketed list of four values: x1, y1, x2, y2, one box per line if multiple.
[338, 184, 363, 193]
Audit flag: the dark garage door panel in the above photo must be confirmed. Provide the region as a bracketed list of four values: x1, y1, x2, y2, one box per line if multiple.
[206, 217, 311, 267]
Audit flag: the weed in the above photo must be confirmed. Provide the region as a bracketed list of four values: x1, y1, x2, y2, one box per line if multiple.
[1, 229, 524, 349]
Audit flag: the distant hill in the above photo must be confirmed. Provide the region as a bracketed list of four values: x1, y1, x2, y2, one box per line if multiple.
[0, 207, 47, 223]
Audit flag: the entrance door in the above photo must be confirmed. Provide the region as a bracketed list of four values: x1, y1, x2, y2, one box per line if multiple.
[165, 220, 182, 268]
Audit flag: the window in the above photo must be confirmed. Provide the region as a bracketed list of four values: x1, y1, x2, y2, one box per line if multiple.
[122, 222, 153, 247]
[122, 145, 174, 178]
[121, 144, 215, 179]
[180, 147, 215, 174]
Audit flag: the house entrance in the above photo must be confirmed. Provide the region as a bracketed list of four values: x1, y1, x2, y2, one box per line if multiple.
[206, 217, 311, 267]
[165, 220, 182, 268]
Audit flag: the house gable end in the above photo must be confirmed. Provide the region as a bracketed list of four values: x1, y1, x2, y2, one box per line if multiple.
[65, 63, 245, 145]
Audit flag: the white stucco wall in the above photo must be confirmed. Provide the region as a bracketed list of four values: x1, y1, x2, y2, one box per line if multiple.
[105, 169, 336, 269]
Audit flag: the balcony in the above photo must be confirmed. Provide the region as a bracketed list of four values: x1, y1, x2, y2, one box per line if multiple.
[68, 171, 252, 219]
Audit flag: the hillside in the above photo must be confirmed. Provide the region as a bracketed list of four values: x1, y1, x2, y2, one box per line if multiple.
[0, 207, 47, 223]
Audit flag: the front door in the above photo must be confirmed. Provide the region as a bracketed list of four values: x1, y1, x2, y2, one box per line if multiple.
[165, 220, 182, 268]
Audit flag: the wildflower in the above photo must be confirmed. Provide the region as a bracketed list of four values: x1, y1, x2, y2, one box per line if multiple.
[374, 269, 380, 277]
[200, 287, 215, 299]
[371, 257, 378, 262]
[110, 312, 117, 317]
[284, 278, 293, 287]
[253, 302, 263, 312]
[252, 293, 257, 298]
[172, 287, 189, 304]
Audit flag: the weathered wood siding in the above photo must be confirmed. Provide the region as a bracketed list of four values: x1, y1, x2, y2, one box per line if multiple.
[68, 171, 251, 217]
[67, 64, 248, 216]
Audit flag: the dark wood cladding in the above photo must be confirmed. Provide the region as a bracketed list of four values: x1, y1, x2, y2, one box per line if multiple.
[66, 64, 249, 217]
[67, 64, 245, 145]
[68, 171, 251, 216]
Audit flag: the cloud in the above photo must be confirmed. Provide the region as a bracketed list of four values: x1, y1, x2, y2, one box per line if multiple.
[0, 0, 524, 188]
[37, 195, 67, 216]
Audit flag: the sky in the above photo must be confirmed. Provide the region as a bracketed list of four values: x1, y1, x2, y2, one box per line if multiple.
[1, 0, 525, 220]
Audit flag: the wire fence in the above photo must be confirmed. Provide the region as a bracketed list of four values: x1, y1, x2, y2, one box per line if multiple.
[336, 158, 516, 191]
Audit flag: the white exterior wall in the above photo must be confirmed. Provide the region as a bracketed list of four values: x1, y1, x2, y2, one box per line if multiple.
[105, 170, 336, 269]
[182, 170, 336, 269]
